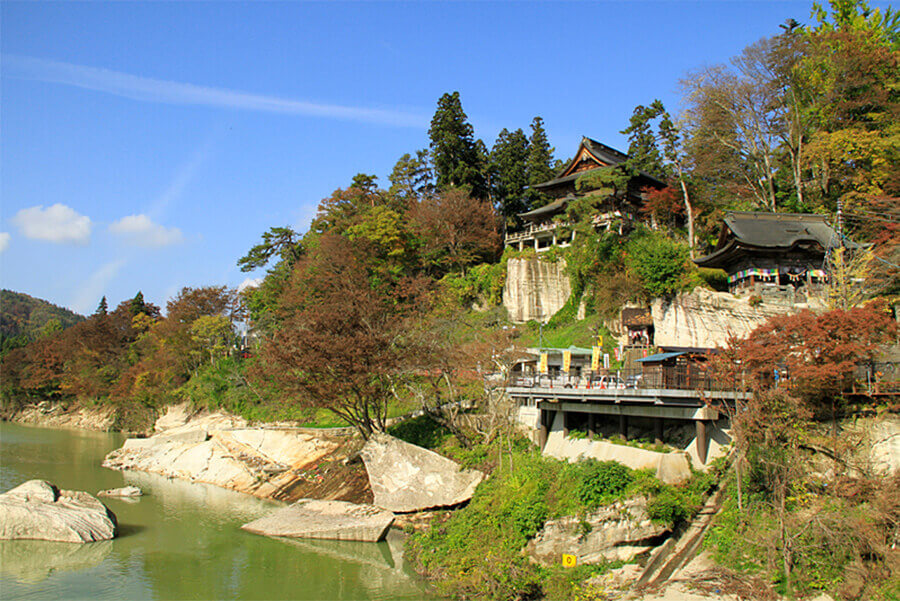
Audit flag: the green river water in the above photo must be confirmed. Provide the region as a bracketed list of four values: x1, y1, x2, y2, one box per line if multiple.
[0, 422, 437, 600]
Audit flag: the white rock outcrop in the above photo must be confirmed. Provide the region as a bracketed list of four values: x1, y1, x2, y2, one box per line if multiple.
[360, 434, 484, 512]
[242, 499, 394, 542]
[527, 498, 669, 564]
[102, 405, 340, 498]
[652, 288, 821, 349]
[503, 257, 572, 323]
[97, 486, 143, 498]
[0, 480, 117, 543]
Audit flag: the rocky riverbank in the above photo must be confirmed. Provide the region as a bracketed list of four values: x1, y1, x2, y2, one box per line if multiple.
[4, 402, 118, 432]
[101, 403, 373, 504]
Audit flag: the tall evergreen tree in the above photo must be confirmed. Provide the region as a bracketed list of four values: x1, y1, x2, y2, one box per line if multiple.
[622, 105, 667, 177]
[524, 116, 556, 208]
[428, 92, 488, 198]
[95, 296, 108, 317]
[490, 128, 530, 221]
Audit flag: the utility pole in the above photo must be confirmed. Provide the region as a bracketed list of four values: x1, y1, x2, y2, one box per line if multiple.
[837, 199, 844, 248]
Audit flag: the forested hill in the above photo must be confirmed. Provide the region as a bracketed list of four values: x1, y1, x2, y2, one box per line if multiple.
[0, 290, 85, 354]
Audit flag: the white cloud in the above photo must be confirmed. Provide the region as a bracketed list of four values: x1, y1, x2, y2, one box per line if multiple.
[109, 214, 184, 248]
[6, 55, 425, 128]
[71, 259, 127, 314]
[0, 233, 10, 253]
[237, 277, 262, 294]
[12, 204, 92, 245]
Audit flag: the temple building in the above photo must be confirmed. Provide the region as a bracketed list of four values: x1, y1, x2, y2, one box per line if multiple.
[505, 137, 666, 251]
[693, 211, 843, 293]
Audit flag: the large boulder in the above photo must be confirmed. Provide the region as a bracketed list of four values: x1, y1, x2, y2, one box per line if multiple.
[241, 499, 394, 542]
[97, 486, 143, 498]
[527, 497, 669, 565]
[0, 480, 117, 543]
[360, 434, 484, 513]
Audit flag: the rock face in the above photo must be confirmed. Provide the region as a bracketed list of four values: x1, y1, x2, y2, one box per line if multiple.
[652, 288, 821, 348]
[503, 257, 572, 323]
[866, 416, 900, 476]
[0, 480, 117, 543]
[97, 486, 143, 498]
[241, 499, 394, 542]
[360, 434, 484, 512]
[8, 403, 116, 432]
[102, 404, 344, 500]
[527, 498, 669, 565]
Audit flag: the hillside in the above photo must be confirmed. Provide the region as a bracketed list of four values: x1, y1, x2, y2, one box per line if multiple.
[0, 289, 85, 354]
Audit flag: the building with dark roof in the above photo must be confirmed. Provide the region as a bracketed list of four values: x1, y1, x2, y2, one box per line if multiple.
[505, 137, 667, 251]
[694, 211, 845, 292]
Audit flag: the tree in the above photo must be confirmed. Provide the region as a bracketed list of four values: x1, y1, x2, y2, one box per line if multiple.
[490, 128, 530, 221]
[524, 117, 556, 208]
[95, 296, 108, 317]
[428, 92, 488, 198]
[252, 234, 431, 439]
[623, 100, 697, 254]
[728, 301, 897, 408]
[388, 150, 434, 204]
[237, 227, 303, 273]
[411, 188, 501, 275]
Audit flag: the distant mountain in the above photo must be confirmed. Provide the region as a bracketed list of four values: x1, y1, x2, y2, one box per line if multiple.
[0, 289, 85, 354]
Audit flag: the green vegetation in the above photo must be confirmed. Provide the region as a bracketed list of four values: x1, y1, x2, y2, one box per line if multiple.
[0, 289, 85, 356]
[406, 435, 714, 600]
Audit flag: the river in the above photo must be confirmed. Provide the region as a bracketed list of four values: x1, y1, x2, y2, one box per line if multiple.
[0, 422, 436, 600]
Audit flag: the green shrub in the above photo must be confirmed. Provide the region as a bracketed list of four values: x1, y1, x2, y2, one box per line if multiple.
[576, 460, 634, 509]
[387, 414, 450, 449]
[697, 267, 729, 291]
[647, 488, 692, 525]
[624, 232, 693, 298]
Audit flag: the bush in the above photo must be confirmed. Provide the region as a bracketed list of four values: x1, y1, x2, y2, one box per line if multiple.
[387, 414, 450, 449]
[576, 460, 634, 509]
[647, 488, 693, 525]
[697, 267, 729, 291]
[624, 232, 693, 298]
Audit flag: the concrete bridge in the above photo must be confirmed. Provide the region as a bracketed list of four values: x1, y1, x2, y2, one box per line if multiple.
[507, 385, 749, 464]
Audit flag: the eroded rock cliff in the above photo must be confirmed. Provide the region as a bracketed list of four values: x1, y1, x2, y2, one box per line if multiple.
[503, 257, 571, 323]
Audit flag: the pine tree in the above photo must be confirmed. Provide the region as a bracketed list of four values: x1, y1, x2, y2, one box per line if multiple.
[621, 104, 666, 177]
[490, 128, 530, 220]
[524, 116, 556, 208]
[388, 150, 434, 203]
[95, 296, 108, 316]
[428, 92, 488, 198]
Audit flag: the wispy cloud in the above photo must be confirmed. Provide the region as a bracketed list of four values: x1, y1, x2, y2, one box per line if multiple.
[0, 233, 10, 253]
[72, 259, 127, 314]
[4, 55, 425, 128]
[110, 214, 184, 248]
[12, 204, 92, 245]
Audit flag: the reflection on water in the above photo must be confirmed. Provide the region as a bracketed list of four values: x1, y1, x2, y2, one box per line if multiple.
[0, 422, 436, 600]
[0, 540, 113, 584]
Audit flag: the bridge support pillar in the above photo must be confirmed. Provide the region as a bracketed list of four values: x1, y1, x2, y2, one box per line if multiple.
[696, 420, 708, 464]
[655, 418, 664, 445]
[588, 413, 596, 440]
[562, 411, 569, 438]
[537, 409, 550, 451]
[619, 414, 628, 440]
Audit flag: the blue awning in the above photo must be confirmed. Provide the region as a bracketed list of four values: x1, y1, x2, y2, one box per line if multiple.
[634, 351, 687, 363]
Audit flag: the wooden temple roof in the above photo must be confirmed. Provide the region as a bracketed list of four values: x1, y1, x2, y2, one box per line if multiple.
[694, 211, 850, 270]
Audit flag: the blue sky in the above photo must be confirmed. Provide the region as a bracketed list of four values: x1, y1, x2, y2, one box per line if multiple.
[1, 1, 833, 314]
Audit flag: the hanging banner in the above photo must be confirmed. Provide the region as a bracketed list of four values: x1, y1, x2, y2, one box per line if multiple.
[539, 353, 548, 374]
[603, 353, 610, 369]
[562, 350, 571, 373]
[591, 346, 600, 371]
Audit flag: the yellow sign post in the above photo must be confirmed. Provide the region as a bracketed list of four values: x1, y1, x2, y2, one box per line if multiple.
[539, 352, 548, 374]
[591, 346, 600, 371]
[562, 350, 571, 373]
[562, 554, 577, 568]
